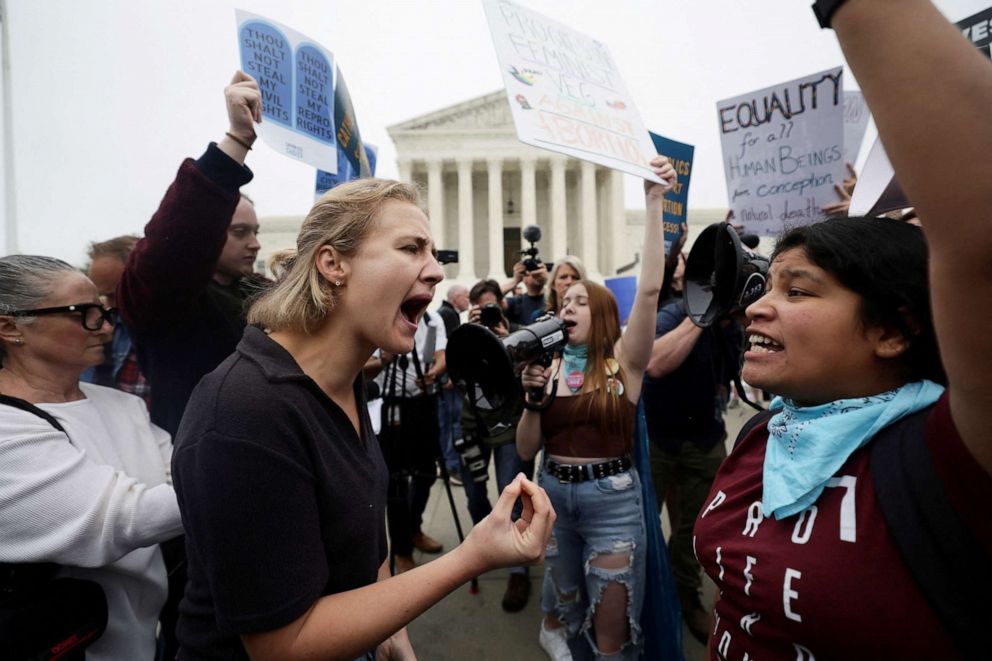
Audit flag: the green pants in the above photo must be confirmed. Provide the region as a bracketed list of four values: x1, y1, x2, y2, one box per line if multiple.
[650, 439, 727, 601]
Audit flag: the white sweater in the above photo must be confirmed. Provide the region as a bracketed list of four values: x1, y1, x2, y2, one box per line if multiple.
[0, 382, 183, 661]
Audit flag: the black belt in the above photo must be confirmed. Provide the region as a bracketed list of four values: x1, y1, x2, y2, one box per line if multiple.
[545, 456, 632, 483]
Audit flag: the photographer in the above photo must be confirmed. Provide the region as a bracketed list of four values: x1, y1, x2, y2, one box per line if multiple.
[504, 261, 548, 326]
[375, 311, 448, 574]
[457, 279, 534, 611]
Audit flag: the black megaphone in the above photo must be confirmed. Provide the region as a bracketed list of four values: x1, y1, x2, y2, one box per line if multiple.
[684, 222, 769, 327]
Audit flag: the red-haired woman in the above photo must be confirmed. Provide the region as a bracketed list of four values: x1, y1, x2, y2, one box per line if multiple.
[517, 156, 676, 661]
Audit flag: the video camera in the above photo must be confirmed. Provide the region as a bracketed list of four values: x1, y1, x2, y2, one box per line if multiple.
[684, 222, 769, 328]
[520, 224, 549, 272]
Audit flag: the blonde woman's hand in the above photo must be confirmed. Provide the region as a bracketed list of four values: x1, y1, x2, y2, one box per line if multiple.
[462, 474, 556, 571]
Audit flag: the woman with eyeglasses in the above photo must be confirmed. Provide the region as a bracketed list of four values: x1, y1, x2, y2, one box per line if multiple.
[0, 255, 183, 660]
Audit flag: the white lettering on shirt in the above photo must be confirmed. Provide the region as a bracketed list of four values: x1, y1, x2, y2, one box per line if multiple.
[743, 499, 764, 537]
[702, 490, 727, 518]
[718, 631, 732, 657]
[794, 642, 816, 660]
[744, 555, 757, 596]
[783, 568, 803, 622]
[825, 475, 857, 542]
[740, 612, 761, 635]
[791, 505, 819, 544]
[716, 546, 725, 581]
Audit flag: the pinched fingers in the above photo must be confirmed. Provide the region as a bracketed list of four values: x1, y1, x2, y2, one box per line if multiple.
[516, 476, 556, 563]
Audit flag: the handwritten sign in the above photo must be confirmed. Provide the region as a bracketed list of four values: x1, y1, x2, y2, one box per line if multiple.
[236, 10, 337, 172]
[959, 6, 992, 59]
[717, 67, 845, 236]
[482, 0, 662, 183]
[649, 132, 694, 256]
[843, 91, 870, 163]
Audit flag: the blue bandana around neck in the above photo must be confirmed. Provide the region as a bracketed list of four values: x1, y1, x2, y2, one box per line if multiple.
[762, 379, 945, 520]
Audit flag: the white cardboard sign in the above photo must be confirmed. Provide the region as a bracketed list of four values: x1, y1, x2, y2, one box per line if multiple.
[482, 0, 662, 183]
[718, 67, 846, 236]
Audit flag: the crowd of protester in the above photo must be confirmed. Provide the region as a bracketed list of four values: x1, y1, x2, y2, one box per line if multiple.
[1, 1, 991, 659]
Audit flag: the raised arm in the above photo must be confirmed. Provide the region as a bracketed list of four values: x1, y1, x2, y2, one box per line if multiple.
[118, 72, 259, 332]
[828, 0, 992, 470]
[617, 157, 676, 386]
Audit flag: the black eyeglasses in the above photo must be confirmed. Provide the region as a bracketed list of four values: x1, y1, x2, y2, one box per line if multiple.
[8, 304, 117, 331]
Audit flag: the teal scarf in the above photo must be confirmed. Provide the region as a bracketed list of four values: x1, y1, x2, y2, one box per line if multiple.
[762, 379, 945, 519]
[562, 343, 588, 394]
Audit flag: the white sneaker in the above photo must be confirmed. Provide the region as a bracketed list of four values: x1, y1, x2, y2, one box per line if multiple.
[539, 620, 573, 661]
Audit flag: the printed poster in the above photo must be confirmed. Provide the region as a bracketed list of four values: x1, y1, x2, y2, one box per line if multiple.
[316, 144, 378, 201]
[482, 0, 663, 183]
[959, 6, 992, 59]
[649, 132, 695, 256]
[717, 67, 846, 236]
[236, 10, 337, 172]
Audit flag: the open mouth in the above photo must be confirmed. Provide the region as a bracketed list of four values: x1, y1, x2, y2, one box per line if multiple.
[748, 333, 783, 354]
[399, 294, 432, 329]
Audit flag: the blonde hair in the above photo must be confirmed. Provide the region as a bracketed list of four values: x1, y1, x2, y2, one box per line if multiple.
[248, 178, 424, 333]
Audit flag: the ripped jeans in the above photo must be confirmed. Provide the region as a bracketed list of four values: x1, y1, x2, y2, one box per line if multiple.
[538, 463, 646, 660]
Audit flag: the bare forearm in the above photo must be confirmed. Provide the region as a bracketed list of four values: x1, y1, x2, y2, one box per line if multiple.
[516, 409, 544, 462]
[646, 318, 703, 379]
[248, 545, 481, 660]
[833, 0, 992, 255]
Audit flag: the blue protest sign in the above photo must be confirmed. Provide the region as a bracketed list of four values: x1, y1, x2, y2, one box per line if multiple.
[649, 132, 695, 256]
[235, 10, 338, 172]
[238, 21, 292, 127]
[315, 144, 378, 200]
[294, 45, 335, 144]
[604, 276, 637, 325]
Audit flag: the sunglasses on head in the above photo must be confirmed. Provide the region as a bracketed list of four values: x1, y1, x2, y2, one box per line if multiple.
[8, 303, 117, 331]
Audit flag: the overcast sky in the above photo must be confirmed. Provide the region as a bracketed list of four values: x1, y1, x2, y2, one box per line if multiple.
[0, 0, 982, 264]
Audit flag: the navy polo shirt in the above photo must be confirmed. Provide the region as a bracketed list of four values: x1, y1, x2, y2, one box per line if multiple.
[172, 326, 388, 659]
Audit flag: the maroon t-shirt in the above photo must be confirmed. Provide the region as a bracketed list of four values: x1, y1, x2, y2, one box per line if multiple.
[693, 393, 991, 660]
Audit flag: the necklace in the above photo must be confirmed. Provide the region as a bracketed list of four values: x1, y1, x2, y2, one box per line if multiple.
[562, 344, 587, 393]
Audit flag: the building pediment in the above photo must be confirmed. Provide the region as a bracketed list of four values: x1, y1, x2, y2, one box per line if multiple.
[388, 91, 514, 134]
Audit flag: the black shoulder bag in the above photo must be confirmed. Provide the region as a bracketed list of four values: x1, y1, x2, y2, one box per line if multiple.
[0, 394, 108, 661]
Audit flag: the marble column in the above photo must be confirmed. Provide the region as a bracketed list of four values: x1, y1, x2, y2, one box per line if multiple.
[426, 159, 445, 249]
[580, 160, 601, 279]
[609, 169, 626, 275]
[487, 158, 505, 279]
[397, 159, 412, 184]
[457, 159, 476, 281]
[550, 156, 568, 261]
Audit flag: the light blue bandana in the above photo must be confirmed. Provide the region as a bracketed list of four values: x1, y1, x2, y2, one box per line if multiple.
[762, 379, 945, 520]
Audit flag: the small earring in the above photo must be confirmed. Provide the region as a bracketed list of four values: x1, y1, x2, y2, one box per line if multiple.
[335, 280, 342, 287]
[13, 338, 23, 345]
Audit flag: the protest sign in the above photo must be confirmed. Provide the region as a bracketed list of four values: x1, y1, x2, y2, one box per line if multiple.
[604, 276, 636, 325]
[236, 10, 337, 172]
[843, 91, 870, 163]
[717, 67, 845, 236]
[959, 6, 992, 58]
[315, 144, 378, 201]
[649, 132, 694, 256]
[482, 0, 662, 183]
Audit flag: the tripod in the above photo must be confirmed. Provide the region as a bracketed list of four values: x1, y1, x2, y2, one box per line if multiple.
[380, 353, 476, 591]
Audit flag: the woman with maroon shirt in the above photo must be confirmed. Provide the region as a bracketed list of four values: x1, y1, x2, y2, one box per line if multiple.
[693, 1, 992, 659]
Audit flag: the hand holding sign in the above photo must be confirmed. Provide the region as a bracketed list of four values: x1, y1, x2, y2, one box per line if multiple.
[644, 155, 677, 199]
[218, 71, 262, 163]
